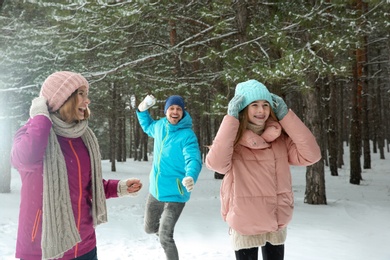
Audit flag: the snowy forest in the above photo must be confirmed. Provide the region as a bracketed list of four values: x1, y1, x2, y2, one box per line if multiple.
[0, 0, 390, 205]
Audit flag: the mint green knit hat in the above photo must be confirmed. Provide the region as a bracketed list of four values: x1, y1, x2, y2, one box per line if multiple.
[235, 79, 274, 112]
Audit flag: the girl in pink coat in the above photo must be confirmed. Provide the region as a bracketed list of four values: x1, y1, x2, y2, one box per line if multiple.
[206, 79, 321, 260]
[11, 71, 143, 260]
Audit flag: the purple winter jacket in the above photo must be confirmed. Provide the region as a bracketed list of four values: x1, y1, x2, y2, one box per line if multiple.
[11, 115, 119, 260]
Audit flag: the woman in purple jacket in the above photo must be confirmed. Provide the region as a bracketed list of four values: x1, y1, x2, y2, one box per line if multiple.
[11, 71, 143, 260]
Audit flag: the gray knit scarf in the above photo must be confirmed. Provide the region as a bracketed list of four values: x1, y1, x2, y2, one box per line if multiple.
[247, 122, 265, 135]
[41, 115, 107, 259]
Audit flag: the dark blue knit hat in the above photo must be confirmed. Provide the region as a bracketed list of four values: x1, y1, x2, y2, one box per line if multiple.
[164, 95, 185, 114]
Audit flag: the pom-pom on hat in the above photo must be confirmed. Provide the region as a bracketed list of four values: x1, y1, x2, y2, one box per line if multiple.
[39, 71, 89, 112]
[235, 79, 273, 112]
[164, 95, 185, 114]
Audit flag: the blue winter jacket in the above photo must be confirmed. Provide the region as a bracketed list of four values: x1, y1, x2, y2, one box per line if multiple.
[136, 110, 202, 202]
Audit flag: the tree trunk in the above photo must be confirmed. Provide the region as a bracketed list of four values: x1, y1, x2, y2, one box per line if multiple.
[122, 113, 127, 162]
[350, 0, 370, 184]
[142, 131, 148, 161]
[116, 90, 125, 162]
[0, 118, 11, 193]
[361, 34, 370, 169]
[350, 52, 362, 185]
[133, 116, 142, 161]
[374, 49, 385, 159]
[304, 85, 326, 205]
[117, 115, 124, 162]
[385, 42, 390, 153]
[370, 59, 377, 155]
[337, 82, 344, 169]
[110, 83, 117, 172]
[169, 17, 182, 77]
[128, 109, 134, 159]
[328, 76, 338, 176]
[321, 79, 329, 167]
[233, 0, 249, 43]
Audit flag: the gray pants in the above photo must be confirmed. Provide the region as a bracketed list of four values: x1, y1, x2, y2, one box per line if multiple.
[144, 193, 185, 260]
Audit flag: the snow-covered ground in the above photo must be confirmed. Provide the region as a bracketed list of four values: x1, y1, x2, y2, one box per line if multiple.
[1, 147, 390, 260]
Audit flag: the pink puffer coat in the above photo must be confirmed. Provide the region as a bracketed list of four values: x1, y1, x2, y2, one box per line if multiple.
[206, 110, 321, 235]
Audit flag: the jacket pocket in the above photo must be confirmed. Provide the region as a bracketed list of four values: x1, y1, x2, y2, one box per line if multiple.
[31, 209, 42, 242]
[176, 178, 184, 195]
[220, 172, 233, 219]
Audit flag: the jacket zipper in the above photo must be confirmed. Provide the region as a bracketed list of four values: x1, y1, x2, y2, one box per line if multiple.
[156, 123, 169, 197]
[31, 209, 41, 242]
[68, 140, 83, 258]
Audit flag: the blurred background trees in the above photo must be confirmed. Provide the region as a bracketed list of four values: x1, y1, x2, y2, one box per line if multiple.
[1, 0, 389, 203]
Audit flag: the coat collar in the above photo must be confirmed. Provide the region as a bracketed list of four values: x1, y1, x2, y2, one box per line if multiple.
[238, 121, 282, 149]
[239, 130, 270, 149]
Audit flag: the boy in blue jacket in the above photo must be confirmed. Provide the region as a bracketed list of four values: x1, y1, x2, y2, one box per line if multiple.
[136, 94, 202, 260]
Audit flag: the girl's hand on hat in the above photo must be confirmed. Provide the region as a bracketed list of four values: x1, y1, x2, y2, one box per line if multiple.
[29, 96, 51, 120]
[271, 94, 288, 120]
[228, 95, 244, 119]
[138, 95, 157, 112]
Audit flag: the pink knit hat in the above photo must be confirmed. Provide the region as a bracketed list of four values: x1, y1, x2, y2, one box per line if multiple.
[40, 71, 89, 112]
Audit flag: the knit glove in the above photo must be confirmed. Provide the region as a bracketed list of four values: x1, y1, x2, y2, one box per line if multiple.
[227, 95, 244, 119]
[117, 178, 143, 197]
[182, 176, 194, 192]
[138, 95, 156, 112]
[271, 93, 288, 120]
[29, 96, 50, 119]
